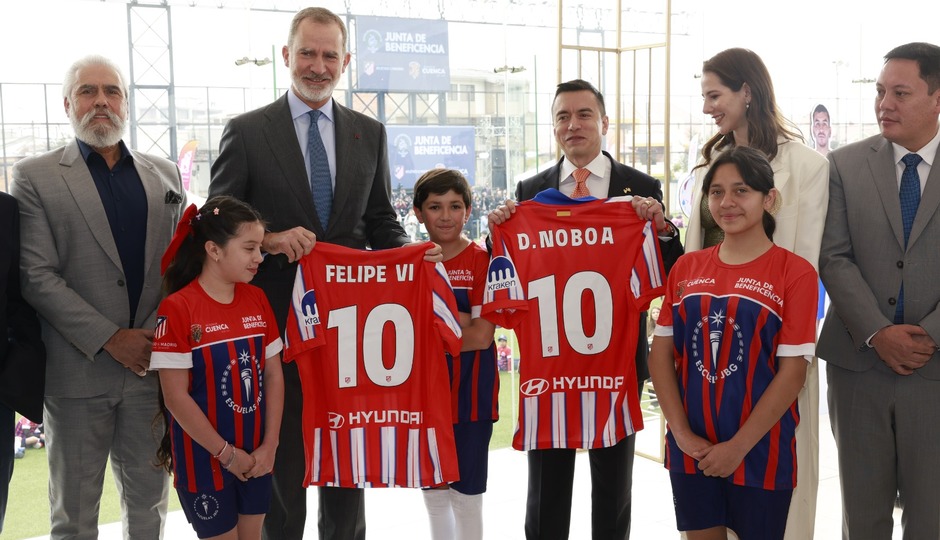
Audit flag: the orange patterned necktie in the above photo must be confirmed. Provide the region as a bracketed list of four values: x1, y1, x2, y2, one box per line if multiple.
[571, 168, 591, 198]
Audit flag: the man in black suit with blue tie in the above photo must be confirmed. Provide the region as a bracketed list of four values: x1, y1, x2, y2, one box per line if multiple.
[209, 7, 438, 540]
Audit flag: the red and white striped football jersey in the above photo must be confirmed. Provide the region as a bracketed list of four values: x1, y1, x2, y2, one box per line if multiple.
[482, 192, 665, 450]
[283, 242, 462, 488]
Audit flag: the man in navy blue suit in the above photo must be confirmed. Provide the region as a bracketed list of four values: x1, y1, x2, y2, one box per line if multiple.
[489, 79, 683, 540]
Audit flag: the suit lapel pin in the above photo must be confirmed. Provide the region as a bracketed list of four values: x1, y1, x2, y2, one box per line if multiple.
[623, 187, 631, 194]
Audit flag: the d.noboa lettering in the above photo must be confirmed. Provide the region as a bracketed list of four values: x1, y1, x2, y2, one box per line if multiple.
[515, 226, 615, 250]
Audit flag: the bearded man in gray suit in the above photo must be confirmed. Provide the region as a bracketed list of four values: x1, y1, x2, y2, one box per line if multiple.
[209, 7, 439, 540]
[11, 55, 184, 539]
[819, 42, 940, 539]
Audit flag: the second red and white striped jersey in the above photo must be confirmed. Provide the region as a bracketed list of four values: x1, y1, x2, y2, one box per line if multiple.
[283, 242, 463, 488]
[482, 190, 665, 450]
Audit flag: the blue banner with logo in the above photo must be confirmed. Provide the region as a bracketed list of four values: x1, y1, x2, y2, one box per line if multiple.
[356, 16, 450, 92]
[386, 126, 475, 189]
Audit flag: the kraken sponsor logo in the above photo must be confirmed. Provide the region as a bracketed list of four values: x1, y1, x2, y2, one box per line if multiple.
[486, 256, 519, 294]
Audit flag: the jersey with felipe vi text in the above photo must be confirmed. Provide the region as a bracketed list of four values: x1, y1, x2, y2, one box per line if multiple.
[482, 190, 665, 450]
[656, 245, 817, 490]
[283, 242, 463, 488]
[444, 242, 499, 424]
[151, 281, 283, 492]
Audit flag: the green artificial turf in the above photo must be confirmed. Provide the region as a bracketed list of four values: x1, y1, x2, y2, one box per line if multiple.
[3, 427, 181, 540]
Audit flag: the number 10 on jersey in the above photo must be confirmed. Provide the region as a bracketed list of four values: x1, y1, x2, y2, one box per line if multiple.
[329, 303, 415, 388]
[529, 271, 613, 357]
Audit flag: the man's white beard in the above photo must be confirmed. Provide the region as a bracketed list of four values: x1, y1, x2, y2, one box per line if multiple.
[70, 106, 126, 148]
[292, 73, 336, 105]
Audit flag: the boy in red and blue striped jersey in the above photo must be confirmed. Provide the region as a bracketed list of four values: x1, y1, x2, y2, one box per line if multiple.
[413, 169, 500, 540]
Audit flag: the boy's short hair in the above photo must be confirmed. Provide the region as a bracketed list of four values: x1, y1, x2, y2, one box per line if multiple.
[412, 168, 472, 209]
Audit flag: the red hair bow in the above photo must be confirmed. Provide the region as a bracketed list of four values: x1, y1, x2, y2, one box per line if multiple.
[161, 204, 199, 275]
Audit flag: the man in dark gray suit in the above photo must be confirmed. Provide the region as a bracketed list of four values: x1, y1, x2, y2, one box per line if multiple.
[209, 7, 433, 540]
[819, 42, 940, 539]
[489, 79, 683, 540]
[12, 55, 183, 539]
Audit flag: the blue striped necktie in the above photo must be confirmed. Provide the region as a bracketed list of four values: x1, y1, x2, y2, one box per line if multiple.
[308, 109, 332, 230]
[894, 152, 922, 324]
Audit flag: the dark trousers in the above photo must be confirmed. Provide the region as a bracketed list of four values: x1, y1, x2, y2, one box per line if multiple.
[263, 361, 366, 540]
[0, 405, 12, 534]
[318, 487, 365, 540]
[525, 435, 636, 540]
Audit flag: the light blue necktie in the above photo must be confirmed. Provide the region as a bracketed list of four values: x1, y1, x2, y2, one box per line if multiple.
[308, 109, 332, 230]
[894, 153, 922, 324]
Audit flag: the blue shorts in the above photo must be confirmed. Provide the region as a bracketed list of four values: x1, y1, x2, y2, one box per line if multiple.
[670, 472, 792, 540]
[450, 421, 493, 495]
[177, 474, 273, 539]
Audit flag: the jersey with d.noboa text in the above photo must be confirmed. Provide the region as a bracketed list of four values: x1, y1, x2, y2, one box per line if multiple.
[482, 189, 665, 451]
[151, 281, 283, 492]
[657, 245, 817, 490]
[283, 241, 463, 489]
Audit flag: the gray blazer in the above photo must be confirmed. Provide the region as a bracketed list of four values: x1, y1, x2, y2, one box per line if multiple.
[11, 140, 185, 397]
[209, 94, 407, 327]
[818, 134, 940, 379]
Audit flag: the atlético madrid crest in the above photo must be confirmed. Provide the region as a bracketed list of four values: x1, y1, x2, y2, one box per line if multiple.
[154, 316, 167, 340]
[191, 324, 203, 343]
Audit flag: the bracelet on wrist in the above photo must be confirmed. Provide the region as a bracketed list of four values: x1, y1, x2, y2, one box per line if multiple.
[212, 441, 229, 460]
[223, 447, 237, 469]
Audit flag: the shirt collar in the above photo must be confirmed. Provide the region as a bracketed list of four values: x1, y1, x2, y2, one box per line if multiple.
[891, 126, 940, 168]
[287, 90, 335, 123]
[76, 138, 132, 164]
[560, 152, 609, 182]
